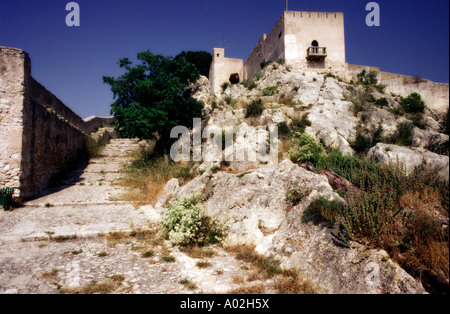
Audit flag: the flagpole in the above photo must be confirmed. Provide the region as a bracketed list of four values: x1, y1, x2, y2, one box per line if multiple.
[286, 0, 288, 11]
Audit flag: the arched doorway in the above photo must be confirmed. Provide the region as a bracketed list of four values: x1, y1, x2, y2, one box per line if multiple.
[311, 40, 319, 47]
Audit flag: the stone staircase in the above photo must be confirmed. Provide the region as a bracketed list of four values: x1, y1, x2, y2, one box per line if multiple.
[0, 138, 157, 243]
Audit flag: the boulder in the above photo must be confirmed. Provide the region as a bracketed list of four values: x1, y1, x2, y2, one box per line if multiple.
[367, 143, 449, 180]
[162, 159, 427, 294]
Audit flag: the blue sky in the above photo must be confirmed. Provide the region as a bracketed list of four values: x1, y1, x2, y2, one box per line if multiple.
[0, 0, 449, 118]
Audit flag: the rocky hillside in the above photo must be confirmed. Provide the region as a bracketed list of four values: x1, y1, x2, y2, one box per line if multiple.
[159, 62, 449, 294]
[192, 62, 449, 174]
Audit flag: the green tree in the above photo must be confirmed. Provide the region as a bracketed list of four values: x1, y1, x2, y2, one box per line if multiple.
[174, 51, 212, 78]
[103, 51, 204, 156]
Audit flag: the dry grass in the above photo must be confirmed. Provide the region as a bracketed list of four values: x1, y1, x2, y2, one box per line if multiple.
[185, 246, 216, 259]
[39, 268, 59, 279]
[104, 231, 133, 248]
[274, 276, 320, 294]
[225, 244, 282, 279]
[232, 275, 245, 284]
[225, 243, 321, 294]
[61, 274, 128, 294]
[60, 275, 128, 294]
[227, 284, 267, 294]
[388, 191, 449, 281]
[196, 261, 212, 269]
[279, 137, 294, 162]
[118, 155, 195, 207]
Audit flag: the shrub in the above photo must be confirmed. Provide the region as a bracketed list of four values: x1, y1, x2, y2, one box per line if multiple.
[262, 85, 279, 97]
[287, 133, 324, 165]
[291, 113, 312, 131]
[351, 124, 384, 154]
[84, 134, 110, 159]
[388, 121, 415, 146]
[285, 182, 308, 206]
[245, 99, 264, 118]
[221, 82, 230, 93]
[351, 130, 373, 154]
[346, 87, 371, 115]
[375, 84, 387, 94]
[375, 97, 388, 108]
[401, 92, 426, 113]
[312, 146, 449, 292]
[357, 69, 378, 89]
[241, 80, 257, 90]
[277, 122, 291, 137]
[302, 197, 344, 227]
[341, 182, 398, 245]
[161, 195, 226, 246]
[409, 113, 426, 129]
[260, 60, 273, 69]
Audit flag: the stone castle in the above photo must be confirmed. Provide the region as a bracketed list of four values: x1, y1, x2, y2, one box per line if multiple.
[209, 11, 347, 94]
[208, 10, 449, 115]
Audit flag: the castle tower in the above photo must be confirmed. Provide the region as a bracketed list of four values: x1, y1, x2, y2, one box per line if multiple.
[209, 48, 244, 95]
[244, 11, 347, 80]
[209, 11, 347, 95]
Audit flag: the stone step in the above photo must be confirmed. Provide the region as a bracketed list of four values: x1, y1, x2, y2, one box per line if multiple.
[84, 163, 126, 174]
[25, 185, 125, 205]
[88, 157, 133, 164]
[0, 203, 158, 243]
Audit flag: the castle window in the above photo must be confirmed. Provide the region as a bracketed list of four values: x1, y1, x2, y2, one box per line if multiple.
[311, 40, 319, 47]
[278, 31, 282, 38]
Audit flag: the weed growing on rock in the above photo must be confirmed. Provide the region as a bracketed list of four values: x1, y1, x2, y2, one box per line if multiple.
[245, 99, 265, 118]
[302, 197, 344, 227]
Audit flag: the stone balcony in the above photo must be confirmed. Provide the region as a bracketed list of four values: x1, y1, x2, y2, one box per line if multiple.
[307, 47, 327, 61]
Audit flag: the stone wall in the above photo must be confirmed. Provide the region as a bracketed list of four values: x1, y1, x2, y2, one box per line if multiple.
[347, 64, 449, 114]
[0, 46, 113, 200]
[381, 75, 449, 114]
[0, 47, 28, 196]
[244, 34, 267, 81]
[209, 48, 244, 95]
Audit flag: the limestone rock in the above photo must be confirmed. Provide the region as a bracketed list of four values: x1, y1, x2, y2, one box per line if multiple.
[319, 76, 344, 101]
[305, 100, 358, 154]
[367, 143, 449, 180]
[258, 109, 292, 125]
[189, 75, 210, 105]
[361, 107, 409, 138]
